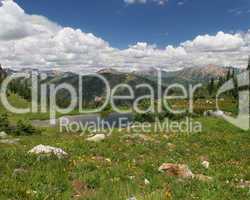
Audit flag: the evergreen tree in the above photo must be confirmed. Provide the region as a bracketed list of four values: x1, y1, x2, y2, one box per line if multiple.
[217, 76, 224, 88]
[226, 69, 231, 81]
[232, 69, 239, 100]
[208, 78, 215, 96]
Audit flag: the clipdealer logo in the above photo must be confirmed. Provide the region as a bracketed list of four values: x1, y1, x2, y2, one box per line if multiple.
[216, 71, 249, 130]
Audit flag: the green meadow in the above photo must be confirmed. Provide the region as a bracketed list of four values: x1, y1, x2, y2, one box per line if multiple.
[0, 94, 249, 200]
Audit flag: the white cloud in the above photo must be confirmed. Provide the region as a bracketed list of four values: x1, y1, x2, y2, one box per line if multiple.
[177, 1, 187, 6]
[182, 31, 244, 52]
[124, 0, 168, 6]
[0, 0, 249, 72]
[0, 0, 60, 41]
[124, 0, 147, 5]
[228, 8, 250, 16]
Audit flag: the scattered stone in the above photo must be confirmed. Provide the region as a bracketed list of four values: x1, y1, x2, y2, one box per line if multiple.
[127, 197, 137, 200]
[12, 168, 28, 177]
[144, 178, 150, 185]
[28, 144, 68, 159]
[205, 110, 224, 118]
[159, 163, 213, 182]
[167, 143, 176, 151]
[86, 134, 106, 142]
[201, 161, 210, 169]
[199, 155, 209, 162]
[122, 134, 153, 142]
[0, 138, 20, 144]
[195, 174, 213, 182]
[163, 135, 170, 140]
[236, 180, 250, 189]
[159, 163, 194, 179]
[91, 156, 111, 163]
[0, 131, 9, 139]
[72, 179, 95, 199]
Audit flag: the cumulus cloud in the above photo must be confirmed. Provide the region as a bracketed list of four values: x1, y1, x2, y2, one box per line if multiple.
[0, 0, 249, 72]
[0, 0, 60, 41]
[182, 32, 245, 52]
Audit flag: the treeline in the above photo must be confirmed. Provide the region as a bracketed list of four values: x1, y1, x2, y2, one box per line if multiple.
[207, 68, 238, 98]
[207, 57, 250, 98]
[0, 114, 41, 136]
[8, 79, 32, 101]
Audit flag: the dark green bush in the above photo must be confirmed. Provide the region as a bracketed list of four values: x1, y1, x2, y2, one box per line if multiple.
[15, 120, 41, 136]
[0, 114, 11, 133]
[134, 112, 157, 122]
[0, 114, 41, 136]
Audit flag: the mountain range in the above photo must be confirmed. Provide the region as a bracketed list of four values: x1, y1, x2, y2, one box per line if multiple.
[1, 64, 244, 105]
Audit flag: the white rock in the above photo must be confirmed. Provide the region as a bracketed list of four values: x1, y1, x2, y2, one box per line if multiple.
[195, 174, 213, 182]
[144, 178, 150, 185]
[208, 110, 224, 117]
[28, 145, 68, 159]
[86, 134, 106, 142]
[159, 163, 194, 179]
[201, 161, 210, 169]
[0, 138, 19, 144]
[0, 131, 9, 139]
[127, 197, 137, 200]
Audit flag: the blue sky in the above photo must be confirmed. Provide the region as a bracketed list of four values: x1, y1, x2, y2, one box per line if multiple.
[0, 0, 249, 72]
[15, 0, 250, 48]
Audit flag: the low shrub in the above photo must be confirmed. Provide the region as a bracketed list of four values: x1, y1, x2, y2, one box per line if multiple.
[15, 120, 41, 136]
[0, 114, 11, 133]
[0, 114, 41, 136]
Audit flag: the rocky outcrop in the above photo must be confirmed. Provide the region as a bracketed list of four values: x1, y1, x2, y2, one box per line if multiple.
[28, 144, 68, 159]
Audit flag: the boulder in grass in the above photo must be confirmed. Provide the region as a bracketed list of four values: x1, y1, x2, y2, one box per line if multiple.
[201, 160, 210, 169]
[86, 134, 106, 142]
[127, 197, 137, 200]
[236, 180, 250, 189]
[159, 163, 194, 179]
[28, 144, 68, 159]
[159, 163, 214, 182]
[195, 174, 213, 182]
[0, 138, 20, 144]
[12, 168, 28, 177]
[0, 131, 9, 139]
[205, 110, 224, 118]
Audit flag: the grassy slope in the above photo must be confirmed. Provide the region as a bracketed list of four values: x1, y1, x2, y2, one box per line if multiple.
[0, 94, 92, 123]
[0, 95, 249, 199]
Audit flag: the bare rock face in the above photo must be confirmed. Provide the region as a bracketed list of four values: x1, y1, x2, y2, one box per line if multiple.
[28, 144, 68, 159]
[159, 163, 194, 179]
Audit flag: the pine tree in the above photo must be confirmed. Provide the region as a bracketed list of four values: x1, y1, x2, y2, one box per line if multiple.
[208, 78, 214, 96]
[226, 69, 231, 81]
[232, 69, 238, 100]
[217, 76, 224, 88]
